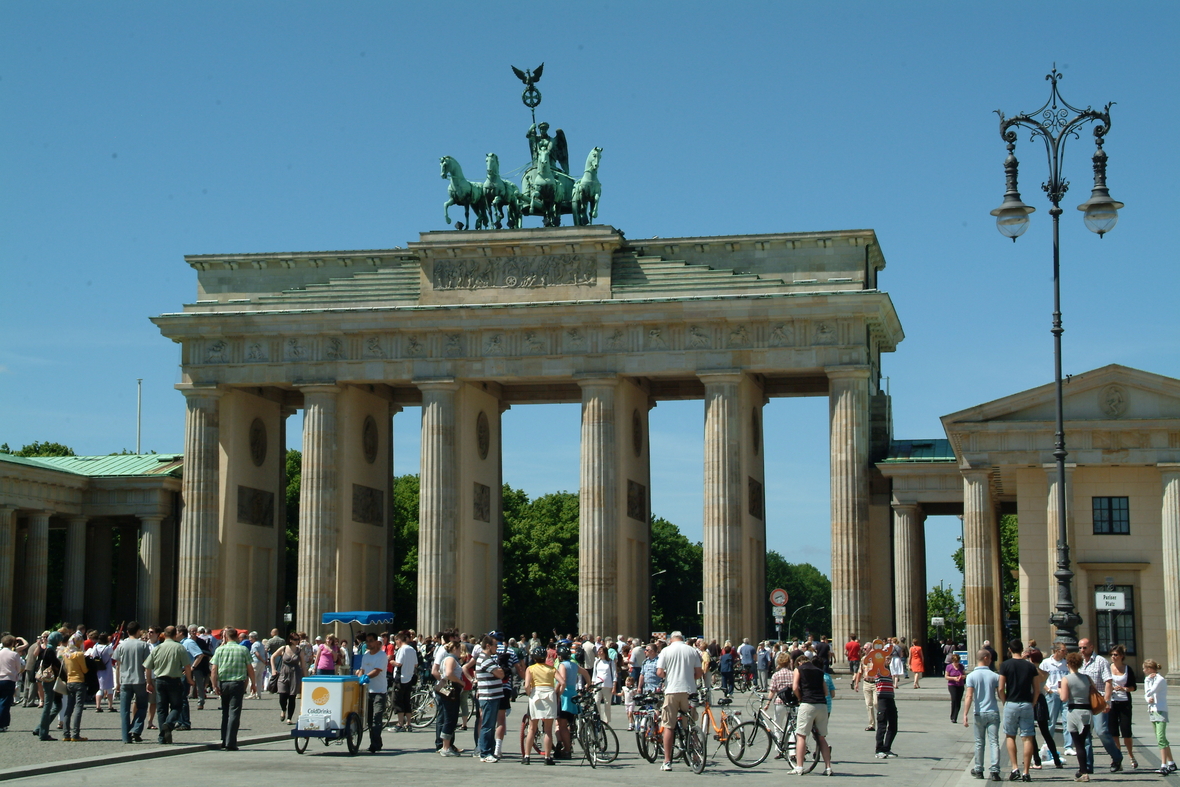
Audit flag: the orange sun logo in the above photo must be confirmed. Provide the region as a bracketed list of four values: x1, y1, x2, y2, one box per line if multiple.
[312, 687, 330, 705]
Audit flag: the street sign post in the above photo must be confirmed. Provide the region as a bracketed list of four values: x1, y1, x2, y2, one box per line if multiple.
[1095, 592, 1125, 610]
[931, 616, 945, 628]
[770, 588, 789, 607]
[772, 606, 787, 618]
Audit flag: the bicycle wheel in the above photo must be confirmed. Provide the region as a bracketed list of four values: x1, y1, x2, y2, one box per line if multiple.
[746, 691, 765, 717]
[725, 720, 772, 768]
[410, 689, 438, 729]
[682, 718, 707, 774]
[592, 721, 619, 764]
[294, 735, 309, 754]
[344, 712, 363, 755]
[636, 722, 656, 763]
[383, 689, 397, 726]
[803, 729, 825, 773]
[577, 721, 597, 769]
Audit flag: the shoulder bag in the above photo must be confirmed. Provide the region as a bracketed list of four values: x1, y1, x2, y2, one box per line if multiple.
[1089, 682, 1107, 714]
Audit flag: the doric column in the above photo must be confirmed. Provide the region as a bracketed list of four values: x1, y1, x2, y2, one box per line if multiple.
[386, 402, 402, 618]
[827, 367, 872, 647]
[138, 515, 164, 626]
[417, 380, 460, 634]
[26, 510, 52, 634]
[62, 516, 88, 623]
[577, 377, 618, 637]
[892, 504, 925, 646]
[177, 386, 222, 626]
[700, 373, 743, 643]
[963, 469, 998, 660]
[297, 385, 341, 635]
[0, 507, 15, 632]
[1160, 465, 1180, 675]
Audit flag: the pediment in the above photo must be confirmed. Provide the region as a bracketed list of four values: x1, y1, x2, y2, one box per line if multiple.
[943, 365, 1180, 427]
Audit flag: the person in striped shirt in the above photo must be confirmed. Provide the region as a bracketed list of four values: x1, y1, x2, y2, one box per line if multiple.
[875, 665, 899, 758]
[471, 636, 504, 762]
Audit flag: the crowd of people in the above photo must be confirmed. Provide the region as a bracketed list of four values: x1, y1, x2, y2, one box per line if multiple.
[0, 623, 1172, 780]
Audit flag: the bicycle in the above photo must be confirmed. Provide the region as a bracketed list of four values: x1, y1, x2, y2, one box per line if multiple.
[633, 691, 668, 763]
[674, 693, 708, 774]
[725, 699, 827, 772]
[696, 686, 743, 765]
[571, 685, 619, 767]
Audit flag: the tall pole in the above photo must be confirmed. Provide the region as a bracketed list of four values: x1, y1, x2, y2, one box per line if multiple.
[136, 378, 143, 454]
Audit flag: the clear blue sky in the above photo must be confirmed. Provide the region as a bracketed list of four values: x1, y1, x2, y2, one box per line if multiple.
[3, 2, 1178, 598]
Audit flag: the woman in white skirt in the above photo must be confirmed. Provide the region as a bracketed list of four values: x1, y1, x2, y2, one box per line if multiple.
[523, 647, 558, 765]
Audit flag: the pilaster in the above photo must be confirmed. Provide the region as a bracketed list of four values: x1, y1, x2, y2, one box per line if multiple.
[417, 380, 461, 634]
[963, 469, 999, 661]
[0, 507, 15, 632]
[26, 510, 52, 633]
[827, 366, 872, 647]
[138, 515, 164, 626]
[296, 384, 341, 635]
[1160, 465, 1180, 676]
[62, 516, 88, 624]
[578, 376, 618, 637]
[177, 385, 222, 626]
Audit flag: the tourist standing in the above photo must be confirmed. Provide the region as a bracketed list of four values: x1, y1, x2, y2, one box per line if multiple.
[0, 635, 21, 732]
[210, 627, 252, 750]
[964, 648, 1002, 780]
[181, 626, 211, 709]
[757, 642, 771, 691]
[246, 632, 267, 697]
[1059, 651, 1096, 781]
[738, 638, 757, 685]
[1078, 638, 1122, 771]
[473, 635, 504, 762]
[946, 653, 966, 724]
[435, 640, 464, 757]
[390, 631, 418, 731]
[22, 633, 45, 708]
[358, 632, 388, 754]
[61, 634, 89, 741]
[556, 644, 590, 759]
[909, 638, 925, 688]
[593, 645, 616, 724]
[845, 635, 861, 679]
[638, 644, 661, 693]
[889, 638, 906, 684]
[1142, 659, 1175, 775]
[851, 655, 877, 731]
[1027, 648, 1062, 769]
[89, 632, 116, 712]
[523, 646, 557, 764]
[656, 631, 703, 772]
[766, 652, 796, 728]
[997, 639, 1042, 781]
[793, 654, 833, 775]
[143, 626, 192, 744]
[874, 661, 898, 759]
[719, 643, 735, 697]
[114, 621, 151, 743]
[272, 632, 304, 724]
[1039, 643, 1070, 755]
[982, 640, 999, 671]
[1107, 644, 1138, 768]
[34, 632, 63, 740]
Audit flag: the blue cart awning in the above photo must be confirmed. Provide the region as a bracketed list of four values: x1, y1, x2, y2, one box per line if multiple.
[320, 611, 395, 626]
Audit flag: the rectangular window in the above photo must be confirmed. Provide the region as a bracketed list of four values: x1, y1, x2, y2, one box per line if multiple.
[1092, 496, 1129, 534]
[1094, 584, 1136, 655]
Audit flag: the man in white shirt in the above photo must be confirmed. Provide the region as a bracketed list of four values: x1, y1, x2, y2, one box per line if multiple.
[1079, 638, 1123, 772]
[390, 632, 418, 731]
[656, 631, 703, 772]
[1038, 643, 1069, 752]
[358, 632, 389, 754]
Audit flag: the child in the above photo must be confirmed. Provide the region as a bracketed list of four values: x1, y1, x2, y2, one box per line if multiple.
[1143, 659, 1176, 775]
[623, 676, 637, 731]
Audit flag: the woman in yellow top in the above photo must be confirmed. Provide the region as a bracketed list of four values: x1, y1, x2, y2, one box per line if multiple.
[523, 647, 557, 765]
[61, 633, 89, 742]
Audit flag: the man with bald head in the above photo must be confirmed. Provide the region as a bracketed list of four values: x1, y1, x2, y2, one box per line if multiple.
[1078, 638, 1123, 772]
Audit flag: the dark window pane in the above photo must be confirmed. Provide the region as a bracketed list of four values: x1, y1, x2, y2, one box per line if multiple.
[1093, 584, 1135, 655]
[1092, 497, 1130, 535]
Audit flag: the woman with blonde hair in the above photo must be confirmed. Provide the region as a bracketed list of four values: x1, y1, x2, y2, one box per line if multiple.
[60, 634, 89, 741]
[765, 651, 797, 729]
[1142, 659, 1175, 775]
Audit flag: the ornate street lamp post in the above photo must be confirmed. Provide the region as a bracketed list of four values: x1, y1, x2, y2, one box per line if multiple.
[992, 67, 1123, 652]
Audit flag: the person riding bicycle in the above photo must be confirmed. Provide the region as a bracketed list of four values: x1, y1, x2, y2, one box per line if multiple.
[656, 631, 703, 772]
[555, 644, 591, 759]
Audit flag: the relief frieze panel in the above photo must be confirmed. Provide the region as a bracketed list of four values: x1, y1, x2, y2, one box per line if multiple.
[433, 254, 596, 290]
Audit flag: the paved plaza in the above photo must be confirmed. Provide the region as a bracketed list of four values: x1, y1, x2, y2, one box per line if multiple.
[2, 686, 1174, 785]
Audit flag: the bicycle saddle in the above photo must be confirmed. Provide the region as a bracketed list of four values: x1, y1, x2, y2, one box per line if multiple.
[717, 697, 733, 706]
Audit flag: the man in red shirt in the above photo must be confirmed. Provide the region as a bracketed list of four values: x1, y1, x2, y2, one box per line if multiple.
[845, 635, 862, 678]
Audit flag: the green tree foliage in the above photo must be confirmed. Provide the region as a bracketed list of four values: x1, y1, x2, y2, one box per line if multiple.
[649, 516, 703, 634]
[2, 441, 76, 456]
[926, 583, 965, 647]
[765, 552, 832, 640]
[390, 474, 420, 629]
[284, 449, 301, 611]
[951, 513, 1019, 617]
[501, 488, 581, 635]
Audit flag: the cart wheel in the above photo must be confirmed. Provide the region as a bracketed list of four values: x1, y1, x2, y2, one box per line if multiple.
[294, 736, 309, 754]
[345, 712, 363, 755]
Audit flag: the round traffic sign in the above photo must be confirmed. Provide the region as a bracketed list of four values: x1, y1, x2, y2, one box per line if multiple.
[770, 588, 788, 607]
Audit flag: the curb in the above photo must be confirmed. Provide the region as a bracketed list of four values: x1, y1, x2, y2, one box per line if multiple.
[0, 732, 290, 781]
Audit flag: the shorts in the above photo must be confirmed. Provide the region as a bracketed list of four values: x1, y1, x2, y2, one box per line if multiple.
[500, 695, 512, 713]
[661, 692, 695, 727]
[1152, 721, 1170, 748]
[1002, 701, 1035, 738]
[796, 703, 829, 738]
[1108, 700, 1133, 738]
[392, 681, 413, 713]
[558, 709, 576, 722]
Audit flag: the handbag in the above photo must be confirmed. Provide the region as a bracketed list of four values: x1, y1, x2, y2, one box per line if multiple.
[436, 680, 460, 700]
[1089, 686, 1107, 714]
[35, 664, 56, 683]
[266, 672, 278, 694]
[53, 675, 68, 695]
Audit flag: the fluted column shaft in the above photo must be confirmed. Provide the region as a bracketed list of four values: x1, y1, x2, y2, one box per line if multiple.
[1160, 466, 1180, 675]
[417, 381, 459, 635]
[138, 515, 164, 626]
[27, 511, 52, 633]
[297, 386, 340, 635]
[893, 504, 925, 646]
[578, 378, 617, 638]
[701, 374, 743, 643]
[0, 507, 15, 632]
[1044, 465, 1074, 623]
[963, 469, 997, 660]
[177, 388, 221, 626]
[828, 367, 871, 647]
[62, 516, 88, 623]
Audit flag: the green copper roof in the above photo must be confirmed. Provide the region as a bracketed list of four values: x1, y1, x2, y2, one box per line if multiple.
[880, 439, 955, 463]
[0, 453, 183, 478]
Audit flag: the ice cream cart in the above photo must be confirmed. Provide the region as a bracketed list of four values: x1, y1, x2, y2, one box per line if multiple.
[291, 611, 394, 755]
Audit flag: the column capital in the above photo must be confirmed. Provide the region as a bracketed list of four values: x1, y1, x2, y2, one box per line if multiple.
[962, 467, 993, 483]
[574, 373, 618, 388]
[892, 502, 924, 516]
[414, 378, 461, 393]
[1158, 463, 1180, 479]
[296, 383, 342, 396]
[176, 383, 223, 400]
[137, 514, 165, 524]
[824, 365, 872, 381]
[65, 514, 88, 524]
[697, 370, 745, 386]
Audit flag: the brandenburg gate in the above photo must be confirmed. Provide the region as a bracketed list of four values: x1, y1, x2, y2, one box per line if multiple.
[152, 224, 904, 642]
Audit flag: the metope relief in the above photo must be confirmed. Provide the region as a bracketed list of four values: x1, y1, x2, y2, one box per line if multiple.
[325, 337, 345, 360]
[473, 482, 491, 523]
[237, 486, 275, 527]
[768, 323, 794, 347]
[352, 484, 384, 526]
[433, 254, 596, 290]
[206, 340, 228, 363]
[627, 480, 648, 523]
[748, 477, 764, 520]
[365, 337, 385, 358]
